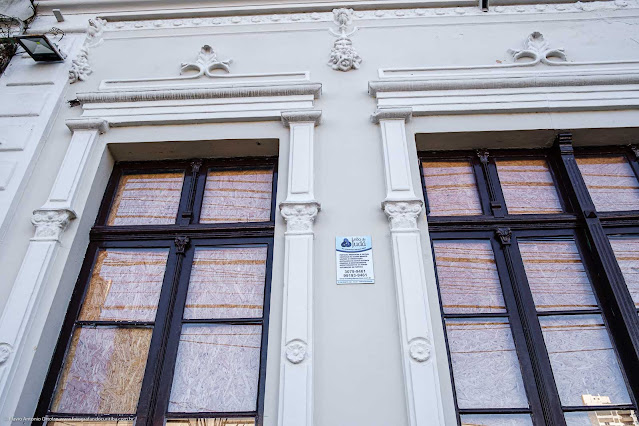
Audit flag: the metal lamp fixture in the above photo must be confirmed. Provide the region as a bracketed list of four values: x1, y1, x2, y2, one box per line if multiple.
[13, 34, 65, 62]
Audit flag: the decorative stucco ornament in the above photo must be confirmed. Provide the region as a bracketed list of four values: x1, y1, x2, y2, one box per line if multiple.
[408, 338, 431, 362]
[181, 45, 233, 77]
[31, 209, 76, 241]
[280, 202, 320, 234]
[327, 8, 362, 72]
[0, 343, 12, 364]
[285, 340, 308, 364]
[382, 199, 423, 231]
[69, 18, 106, 84]
[508, 31, 568, 65]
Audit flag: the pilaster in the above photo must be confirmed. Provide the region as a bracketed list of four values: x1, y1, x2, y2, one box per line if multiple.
[0, 118, 108, 418]
[373, 107, 446, 426]
[278, 110, 321, 426]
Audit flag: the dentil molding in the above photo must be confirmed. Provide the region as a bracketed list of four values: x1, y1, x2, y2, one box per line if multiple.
[279, 202, 320, 234]
[31, 209, 76, 241]
[382, 199, 423, 231]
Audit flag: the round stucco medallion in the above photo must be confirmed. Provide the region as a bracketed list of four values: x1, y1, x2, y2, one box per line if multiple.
[408, 338, 431, 362]
[285, 340, 307, 364]
[0, 343, 13, 364]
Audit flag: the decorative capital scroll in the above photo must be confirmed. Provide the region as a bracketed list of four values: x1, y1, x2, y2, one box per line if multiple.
[508, 31, 567, 65]
[31, 209, 76, 241]
[69, 18, 106, 84]
[281, 110, 322, 127]
[285, 340, 308, 364]
[371, 107, 412, 124]
[476, 149, 490, 164]
[175, 236, 190, 254]
[328, 8, 361, 72]
[496, 227, 512, 245]
[181, 45, 233, 77]
[0, 343, 12, 364]
[382, 199, 423, 231]
[408, 337, 431, 362]
[279, 201, 320, 234]
[66, 118, 109, 134]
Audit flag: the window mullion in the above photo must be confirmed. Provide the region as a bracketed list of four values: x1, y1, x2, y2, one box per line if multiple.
[136, 236, 192, 426]
[494, 229, 566, 426]
[554, 134, 639, 402]
[477, 149, 505, 217]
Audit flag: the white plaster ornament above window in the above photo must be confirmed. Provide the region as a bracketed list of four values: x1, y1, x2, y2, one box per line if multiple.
[327, 8, 362, 72]
[508, 31, 567, 65]
[181, 45, 233, 77]
[69, 18, 106, 84]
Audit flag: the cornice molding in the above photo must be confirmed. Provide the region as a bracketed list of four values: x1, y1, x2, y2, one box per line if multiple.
[371, 107, 412, 123]
[85, 0, 639, 31]
[281, 109, 322, 127]
[66, 118, 110, 133]
[76, 83, 322, 105]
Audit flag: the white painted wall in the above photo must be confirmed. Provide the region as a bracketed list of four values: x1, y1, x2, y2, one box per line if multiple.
[0, 1, 638, 424]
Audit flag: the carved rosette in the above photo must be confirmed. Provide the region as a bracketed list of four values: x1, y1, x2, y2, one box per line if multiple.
[31, 209, 76, 241]
[0, 343, 12, 364]
[285, 340, 308, 364]
[280, 202, 321, 234]
[408, 338, 431, 362]
[382, 199, 423, 231]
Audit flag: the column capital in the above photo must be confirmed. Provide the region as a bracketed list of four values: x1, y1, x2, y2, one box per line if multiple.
[66, 117, 109, 134]
[31, 208, 76, 241]
[279, 201, 321, 235]
[382, 199, 423, 232]
[371, 107, 412, 124]
[281, 110, 322, 127]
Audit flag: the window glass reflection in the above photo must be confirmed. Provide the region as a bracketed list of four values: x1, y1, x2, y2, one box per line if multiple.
[496, 159, 563, 215]
[576, 156, 639, 212]
[460, 414, 533, 426]
[609, 237, 639, 309]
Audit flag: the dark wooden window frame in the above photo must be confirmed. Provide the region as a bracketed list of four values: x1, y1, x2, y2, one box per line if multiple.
[420, 135, 639, 426]
[35, 157, 278, 426]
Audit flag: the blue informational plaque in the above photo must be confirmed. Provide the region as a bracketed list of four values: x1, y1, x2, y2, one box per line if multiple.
[335, 236, 375, 284]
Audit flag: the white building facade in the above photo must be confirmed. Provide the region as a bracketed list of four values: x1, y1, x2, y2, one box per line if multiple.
[0, 0, 638, 425]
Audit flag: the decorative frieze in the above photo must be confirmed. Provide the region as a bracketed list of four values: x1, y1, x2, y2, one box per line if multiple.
[99, 0, 638, 32]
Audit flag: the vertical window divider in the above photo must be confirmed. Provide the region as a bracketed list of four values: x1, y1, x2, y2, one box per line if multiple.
[553, 133, 639, 402]
[477, 149, 505, 217]
[137, 236, 191, 426]
[495, 228, 566, 426]
[180, 160, 203, 225]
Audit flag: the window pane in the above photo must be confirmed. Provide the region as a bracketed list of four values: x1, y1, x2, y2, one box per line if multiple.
[460, 414, 533, 426]
[79, 249, 169, 322]
[496, 159, 563, 215]
[200, 169, 273, 223]
[540, 315, 631, 406]
[519, 240, 598, 311]
[422, 160, 483, 216]
[108, 173, 184, 225]
[166, 420, 255, 426]
[565, 409, 638, 426]
[609, 237, 639, 309]
[52, 327, 152, 414]
[184, 246, 267, 319]
[169, 324, 262, 413]
[576, 156, 639, 212]
[433, 241, 506, 314]
[446, 318, 529, 408]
